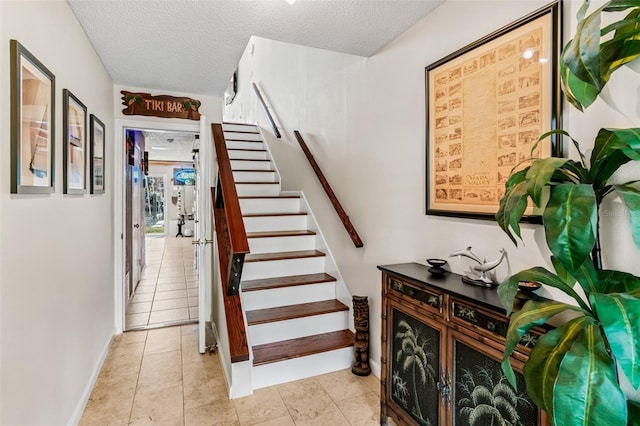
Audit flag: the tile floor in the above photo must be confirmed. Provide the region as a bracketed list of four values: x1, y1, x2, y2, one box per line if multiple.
[126, 236, 199, 329]
[80, 324, 386, 425]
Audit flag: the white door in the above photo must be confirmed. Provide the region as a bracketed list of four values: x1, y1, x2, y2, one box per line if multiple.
[196, 117, 212, 353]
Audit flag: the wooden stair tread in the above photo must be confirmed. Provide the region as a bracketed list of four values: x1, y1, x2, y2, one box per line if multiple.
[228, 148, 267, 152]
[245, 250, 325, 263]
[242, 273, 336, 292]
[238, 195, 300, 199]
[230, 159, 270, 162]
[225, 139, 263, 142]
[246, 300, 348, 325]
[252, 329, 354, 366]
[243, 212, 307, 218]
[247, 230, 315, 238]
[224, 130, 260, 134]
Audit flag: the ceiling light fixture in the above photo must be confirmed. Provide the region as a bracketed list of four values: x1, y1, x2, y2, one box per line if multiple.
[151, 146, 169, 150]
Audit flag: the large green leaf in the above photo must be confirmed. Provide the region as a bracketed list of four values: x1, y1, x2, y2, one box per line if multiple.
[523, 316, 593, 415]
[526, 158, 570, 206]
[495, 169, 529, 245]
[553, 323, 627, 425]
[560, 56, 596, 111]
[593, 293, 640, 389]
[598, 269, 640, 294]
[601, 9, 640, 80]
[501, 300, 583, 388]
[543, 184, 598, 273]
[616, 182, 640, 249]
[498, 267, 590, 316]
[563, 1, 605, 90]
[603, 1, 640, 12]
[591, 128, 640, 187]
[572, 257, 600, 296]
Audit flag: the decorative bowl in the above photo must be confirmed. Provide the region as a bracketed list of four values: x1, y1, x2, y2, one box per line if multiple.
[426, 258, 447, 268]
[518, 281, 541, 292]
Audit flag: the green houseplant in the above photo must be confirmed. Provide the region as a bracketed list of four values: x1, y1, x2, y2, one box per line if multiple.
[496, 1, 640, 425]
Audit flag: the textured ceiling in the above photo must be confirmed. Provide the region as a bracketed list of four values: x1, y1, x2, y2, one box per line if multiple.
[143, 130, 198, 162]
[68, 0, 444, 96]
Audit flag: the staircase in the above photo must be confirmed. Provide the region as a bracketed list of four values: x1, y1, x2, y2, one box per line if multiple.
[222, 122, 354, 390]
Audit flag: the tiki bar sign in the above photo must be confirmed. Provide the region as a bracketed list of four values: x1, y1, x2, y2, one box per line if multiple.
[121, 91, 201, 120]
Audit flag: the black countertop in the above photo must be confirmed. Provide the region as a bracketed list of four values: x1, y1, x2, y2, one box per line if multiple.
[378, 262, 507, 314]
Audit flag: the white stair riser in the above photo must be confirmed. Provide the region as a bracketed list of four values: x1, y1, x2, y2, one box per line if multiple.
[236, 183, 280, 196]
[231, 160, 271, 170]
[227, 140, 264, 150]
[243, 215, 308, 233]
[233, 171, 276, 182]
[222, 124, 258, 133]
[252, 347, 353, 390]
[248, 311, 349, 346]
[241, 257, 325, 281]
[239, 198, 300, 214]
[228, 150, 268, 160]
[224, 131, 262, 141]
[241, 282, 336, 311]
[248, 235, 315, 254]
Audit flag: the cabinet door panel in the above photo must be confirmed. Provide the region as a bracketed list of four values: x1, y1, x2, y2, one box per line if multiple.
[386, 299, 446, 426]
[447, 329, 544, 426]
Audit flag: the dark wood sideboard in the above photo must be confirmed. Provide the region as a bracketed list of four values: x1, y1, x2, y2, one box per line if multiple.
[378, 263, 548, 426]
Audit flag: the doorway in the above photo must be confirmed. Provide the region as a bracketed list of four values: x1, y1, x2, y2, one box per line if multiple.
[122, 126, 202, 330]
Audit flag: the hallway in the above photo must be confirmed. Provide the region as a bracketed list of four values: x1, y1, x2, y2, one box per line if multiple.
[79, 324, 384, 425]
[126, 236, 199, 329]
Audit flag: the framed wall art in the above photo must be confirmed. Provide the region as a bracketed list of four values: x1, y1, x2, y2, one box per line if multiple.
[90, 114, 105, 194]
[10, 39, 56, 194]
[63, 89, 87, 194]
[425, 2, 562, 220]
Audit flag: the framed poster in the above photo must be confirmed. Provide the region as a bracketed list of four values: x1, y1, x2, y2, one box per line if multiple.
[425, 2, 562, 220]
[63, 89, 87, 194]
[10, 40, 56, 194]
[90, 114, 105, 194]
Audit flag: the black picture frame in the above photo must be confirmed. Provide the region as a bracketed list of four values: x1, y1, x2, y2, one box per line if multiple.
[90, 114, 105, 194]
[10, 39, 56, 194]
[63, 89, 87, 195]
[425, 1, 562, 221]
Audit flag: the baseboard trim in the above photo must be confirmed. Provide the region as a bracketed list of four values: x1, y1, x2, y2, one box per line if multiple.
[67, 327, 115, 425]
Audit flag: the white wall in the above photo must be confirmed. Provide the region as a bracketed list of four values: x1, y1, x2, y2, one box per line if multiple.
[225, 0, 640, 373]
[0, 1, 115, 424]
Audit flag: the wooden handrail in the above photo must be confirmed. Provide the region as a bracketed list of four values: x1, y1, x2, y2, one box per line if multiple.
[212, 123, 250, 295]
[252, 83, 281, 138]
[293, 131, 363, 248]
[211, 187, 249, 363]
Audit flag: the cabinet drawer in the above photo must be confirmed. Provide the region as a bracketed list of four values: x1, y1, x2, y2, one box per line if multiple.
[387, 276, 444, 317]
[450, 297, 541, 353]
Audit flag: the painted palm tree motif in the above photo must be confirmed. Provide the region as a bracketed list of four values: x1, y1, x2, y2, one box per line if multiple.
[457, 366, 532, 426]
[395, 319, 437, 425]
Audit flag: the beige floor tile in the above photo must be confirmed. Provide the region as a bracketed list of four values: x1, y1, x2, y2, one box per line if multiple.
[364, 373, 380, 397]
[187, 280, 199, 289]
[130, 384, 184, 425]
[188, 297, 199, 307]
[80, 372, 137, 425]
[137, 350, 183, 394]
[181, 323, 198, 335]
[182, 342, 221, 366]
[234, 387, 288, 426]
[112, 330, 148, 346]
[189, 307, 199, 319]
[132, 292, 154, 303]
[251, 415, 294, 426]
[316, 369, 372, 402]
[184, 377, 229, 409]
[128, 301, 152, 314]
[335, 391, 379, 426]
[184, 400, 239, 426]
[157, 276, 186, 285]
[126, 312, 150, 328]
[187, 289, 199, 298]
[144, 326, 181, 354]
[155, 290, 188, 300]
[99, 342, 145, 379]
[278, 378, 347, 425]
[183, 353, 224, 378]
[135, 285, 157, 294]
[149, 308, 190, 324]
[186, 275, 198, 282]
[138, 279, 157, 286]
[157, 270, 187, 278]
[153, 297, 189, 311]
[157, 283, 188, 292]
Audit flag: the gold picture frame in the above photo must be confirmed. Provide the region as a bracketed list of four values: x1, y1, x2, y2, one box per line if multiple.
[10, 40, 55, 194]
[426, 2, 562, 220]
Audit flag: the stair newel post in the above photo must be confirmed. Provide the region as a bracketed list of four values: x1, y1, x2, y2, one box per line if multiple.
[351, 296, 371, 376]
